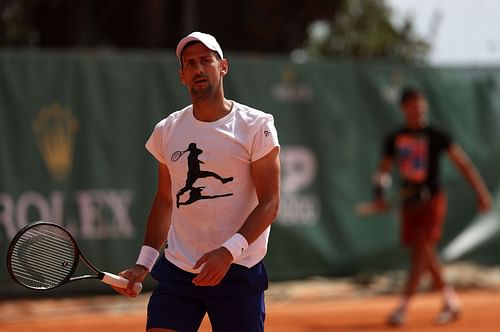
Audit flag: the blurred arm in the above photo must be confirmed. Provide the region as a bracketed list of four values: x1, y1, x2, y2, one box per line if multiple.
[447, 143, 492, 212]
[373, 156, 394, 200]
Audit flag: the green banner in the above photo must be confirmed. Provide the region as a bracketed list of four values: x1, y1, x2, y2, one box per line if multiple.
[1, 51, 500, 296]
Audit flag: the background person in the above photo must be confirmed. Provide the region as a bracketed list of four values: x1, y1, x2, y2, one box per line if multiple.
[369, 87, 492, 326]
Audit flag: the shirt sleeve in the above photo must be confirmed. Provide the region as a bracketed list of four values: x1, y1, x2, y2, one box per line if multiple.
[251, 114, 280, 162]
[145, 118, 168, 165]
[434, 127, 453, 151]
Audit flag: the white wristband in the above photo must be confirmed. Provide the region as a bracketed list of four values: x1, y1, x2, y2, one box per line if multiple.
[221, 233, 249, 261]
[136, 245, 160, 272]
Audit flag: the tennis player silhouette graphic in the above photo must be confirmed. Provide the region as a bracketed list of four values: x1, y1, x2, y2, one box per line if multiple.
[175, 143, 233, 208]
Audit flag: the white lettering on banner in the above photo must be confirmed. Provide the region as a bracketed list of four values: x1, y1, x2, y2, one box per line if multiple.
[272, 84, 314, 102]
[50, 191, 65, 224]
[77, 190, 134, 239]
[0, 190, 135, 243]
[0, 193, 16, 240]
[279, 193, 319, 225]
[281, 147, 316, 193]
[17, 191, 51, 227]
[278, 146, 320, 225]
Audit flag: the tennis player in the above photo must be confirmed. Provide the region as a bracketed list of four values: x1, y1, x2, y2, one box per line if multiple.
[369, 88, 492, 326]
[114, 32, 280, 332]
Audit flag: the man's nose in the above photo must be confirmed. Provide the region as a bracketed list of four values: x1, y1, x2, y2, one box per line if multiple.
[192, 61, 204, 73]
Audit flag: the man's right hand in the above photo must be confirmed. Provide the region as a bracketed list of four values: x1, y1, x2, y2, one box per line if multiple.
[112, 264, 149, 297]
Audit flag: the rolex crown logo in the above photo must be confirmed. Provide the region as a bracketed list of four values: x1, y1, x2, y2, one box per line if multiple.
[32, 104, 79, 182]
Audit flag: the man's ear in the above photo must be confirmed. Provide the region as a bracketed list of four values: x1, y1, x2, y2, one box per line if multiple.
[220, 59, 229, 76]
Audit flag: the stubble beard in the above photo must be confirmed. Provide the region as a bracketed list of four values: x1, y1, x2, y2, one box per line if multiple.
[190, 82, 215, 100]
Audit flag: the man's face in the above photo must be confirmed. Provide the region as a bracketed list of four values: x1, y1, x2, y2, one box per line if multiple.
[402, 95, 428, 126]
[179, 43, 227, 99]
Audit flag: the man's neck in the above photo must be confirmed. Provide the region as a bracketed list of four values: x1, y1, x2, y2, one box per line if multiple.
[192, 98, 233, 122]
[405, 118, 428, 130]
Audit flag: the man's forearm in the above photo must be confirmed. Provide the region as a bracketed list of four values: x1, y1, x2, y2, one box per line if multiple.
[237, 196, 279, 245]
[143, 199, 172, 250]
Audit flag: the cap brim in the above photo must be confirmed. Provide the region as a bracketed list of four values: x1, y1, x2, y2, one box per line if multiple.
[176, 32, 223, 61]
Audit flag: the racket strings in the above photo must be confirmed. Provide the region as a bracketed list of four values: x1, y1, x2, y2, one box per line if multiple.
[171, 150, 184, 162]
[9, 225, 77, 289]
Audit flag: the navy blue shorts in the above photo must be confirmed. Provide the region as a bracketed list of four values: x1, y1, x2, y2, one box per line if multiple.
[146, 256, 268, 332]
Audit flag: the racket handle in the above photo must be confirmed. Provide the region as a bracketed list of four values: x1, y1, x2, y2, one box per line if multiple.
[102, 272, 143, 295]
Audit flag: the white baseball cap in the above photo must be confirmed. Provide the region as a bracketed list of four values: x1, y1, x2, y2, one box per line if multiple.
[176, 32, 224, 62]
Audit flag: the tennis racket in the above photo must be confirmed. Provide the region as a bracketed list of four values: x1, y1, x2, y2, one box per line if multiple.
[6, 221, 142, 296]
[171, 149, 187, 162]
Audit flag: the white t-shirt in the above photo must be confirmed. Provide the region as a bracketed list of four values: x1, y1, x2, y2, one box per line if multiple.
[145, 101, 280, 273]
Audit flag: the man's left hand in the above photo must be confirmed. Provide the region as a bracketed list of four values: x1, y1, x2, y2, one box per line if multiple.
[192, 247, 233, 286]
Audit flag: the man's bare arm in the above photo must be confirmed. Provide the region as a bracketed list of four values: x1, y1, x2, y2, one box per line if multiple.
[143, 162, 173, 250]
[355, 155, 395, 216]
[447, 144, 492, 211]
[115, 162, 173, 296]
[238, 146, 281, 243]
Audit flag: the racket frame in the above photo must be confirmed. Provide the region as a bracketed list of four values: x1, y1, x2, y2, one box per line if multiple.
[170, 149, 186, 162]
[7, 221, 124, 291]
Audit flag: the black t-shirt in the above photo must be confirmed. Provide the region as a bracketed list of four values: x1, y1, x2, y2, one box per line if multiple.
[383, 125, 452, 195]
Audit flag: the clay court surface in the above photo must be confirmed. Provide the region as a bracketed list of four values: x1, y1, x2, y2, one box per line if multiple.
[1, 289, 499, 332]
[2, 264, 500, 332]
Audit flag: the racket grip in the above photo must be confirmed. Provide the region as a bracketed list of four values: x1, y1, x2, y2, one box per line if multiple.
[102, 272, 143, 295]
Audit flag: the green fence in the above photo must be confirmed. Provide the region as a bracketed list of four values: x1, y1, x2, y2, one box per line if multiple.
[1, 51, 500, 297]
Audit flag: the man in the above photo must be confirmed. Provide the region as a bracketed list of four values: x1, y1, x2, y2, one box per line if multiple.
[114, 32, 280, 332]
[370, 88, 491, 326]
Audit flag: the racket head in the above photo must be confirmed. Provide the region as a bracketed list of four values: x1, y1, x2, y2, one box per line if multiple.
[170, 150, 183, 162]
[6, 221, 79, 290]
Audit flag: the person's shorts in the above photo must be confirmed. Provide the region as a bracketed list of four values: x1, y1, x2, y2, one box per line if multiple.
[146, 256, 268, 332]
[401, 191, 447, 246]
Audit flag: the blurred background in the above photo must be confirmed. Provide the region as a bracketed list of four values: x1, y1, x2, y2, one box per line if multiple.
[1, 0, 499, 301]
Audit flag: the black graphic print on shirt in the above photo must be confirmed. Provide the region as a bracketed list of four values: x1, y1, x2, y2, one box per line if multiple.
[172, 143, 234, 208]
